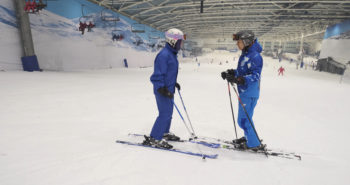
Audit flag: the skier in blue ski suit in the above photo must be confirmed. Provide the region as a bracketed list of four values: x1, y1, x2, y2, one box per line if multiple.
[145, 28, 186, 148]
[149, 43, 179, 140]
[221, 30, 263, 149]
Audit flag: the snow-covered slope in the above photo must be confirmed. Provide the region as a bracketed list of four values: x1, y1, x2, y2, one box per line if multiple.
[0, 56, 349, 185]
[186, 50, 241, 64]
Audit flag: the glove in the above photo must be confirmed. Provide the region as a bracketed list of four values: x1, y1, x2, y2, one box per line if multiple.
[227, 69, 236, 76]
[157, 87, 174, 99]
[221, 71, 227, 80]
[226, 73, 236, 83]
[175, 82, 181, 91]
[222, 69, 236, 80]
[234, 76, 245, 85]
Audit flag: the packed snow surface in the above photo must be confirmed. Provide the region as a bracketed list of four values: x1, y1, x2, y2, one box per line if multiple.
[1, 56, 350, 185]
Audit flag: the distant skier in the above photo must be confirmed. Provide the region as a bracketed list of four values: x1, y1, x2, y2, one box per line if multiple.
[278, 66, 285, 76]
[36, 0, 46, 12]
[112, 34, 124, 41]
[24, 0, 31, 12]
[221, 30, 265, 151]
[30, 0, 37, 13]
[143, 28, 186, 149]
[123, 59, 128, 68]
[87, 21, 95, 32]
[79, 22, 87, 35]
[24, 0, 37, 13]
[112, 34, 118, 41]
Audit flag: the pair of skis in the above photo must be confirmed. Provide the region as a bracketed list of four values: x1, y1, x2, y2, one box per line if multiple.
[116, 134, 218, 159]
[197, 136, 302, 160]
[116, 140, 217, 159]
[116, 134, 301, 160]
[116, 84, 302, 160]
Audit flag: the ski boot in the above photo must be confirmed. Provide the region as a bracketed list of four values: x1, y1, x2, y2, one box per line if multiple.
[163, 132, 181, 141]
[232, 137, 247, 145]
[249, 144, 267, 152]
[233, 142, 248, 150]
[142, 135, 173, 149]
[233, 141, 266, 152]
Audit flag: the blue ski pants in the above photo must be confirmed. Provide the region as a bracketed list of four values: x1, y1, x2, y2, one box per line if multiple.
[150, 93, 174, 140]
[238, 97, 261, 148]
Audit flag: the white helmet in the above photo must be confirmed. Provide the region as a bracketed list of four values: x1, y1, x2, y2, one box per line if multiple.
[165, 28, 186, 47]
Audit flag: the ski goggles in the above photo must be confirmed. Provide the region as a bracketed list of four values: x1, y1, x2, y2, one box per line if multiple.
[165, 32, 187, 41]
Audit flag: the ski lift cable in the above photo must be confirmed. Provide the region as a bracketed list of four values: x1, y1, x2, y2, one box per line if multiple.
[112, 19, 122, 32]
[79, 3, 97, 23]
[108, 0, 122, 35]
[81, 4, 93, 18]
[81, 4, 86, 17]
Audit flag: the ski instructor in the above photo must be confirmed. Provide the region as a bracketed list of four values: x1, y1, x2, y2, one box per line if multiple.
[142, 28, 186, 149]
[221, 30, 264, 150]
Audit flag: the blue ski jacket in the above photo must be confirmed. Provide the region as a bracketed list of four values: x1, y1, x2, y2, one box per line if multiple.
[234, 39, 263, 98]
[150, 43, 179, 94]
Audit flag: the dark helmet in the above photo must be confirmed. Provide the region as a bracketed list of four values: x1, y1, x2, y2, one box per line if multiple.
[233, 30, 255, 47]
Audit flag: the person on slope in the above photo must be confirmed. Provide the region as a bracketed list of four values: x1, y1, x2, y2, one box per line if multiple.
[79, 22, 87, 35]
[278, 66, 285, 76]
[221, 30, 265, 151]
[87, 21, 95, 32]
[142, 28, 185, 149]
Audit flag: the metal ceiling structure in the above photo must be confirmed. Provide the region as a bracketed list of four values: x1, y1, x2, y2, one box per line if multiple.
[88, 0, 350, 44]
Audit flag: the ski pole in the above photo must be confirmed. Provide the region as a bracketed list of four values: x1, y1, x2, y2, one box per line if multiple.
[230, 82, 261, 142]
[227, 81, 238, 139]
[177, 88, 197, 138]
[173, 100, 193, 135]
[172, 99, 206, 160]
